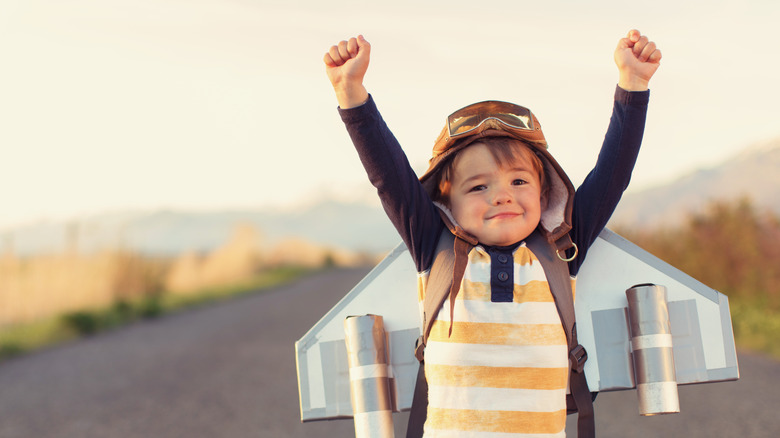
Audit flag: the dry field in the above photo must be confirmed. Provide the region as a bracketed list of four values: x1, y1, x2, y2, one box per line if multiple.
[0, 224, 373, 328]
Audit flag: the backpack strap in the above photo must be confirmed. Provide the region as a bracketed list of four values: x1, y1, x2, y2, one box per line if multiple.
[406, 357, 428, 438]
[526, 231, 594, 438]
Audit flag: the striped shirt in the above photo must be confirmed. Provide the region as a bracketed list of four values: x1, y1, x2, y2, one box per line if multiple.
[420, 243, 571, 437]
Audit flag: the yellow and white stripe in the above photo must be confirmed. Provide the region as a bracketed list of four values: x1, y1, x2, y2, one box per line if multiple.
[420, 244, 570, 437]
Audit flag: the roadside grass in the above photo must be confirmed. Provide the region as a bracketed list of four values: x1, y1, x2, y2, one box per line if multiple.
[0, 266, 313, 362]
[729, 298, 780, 360]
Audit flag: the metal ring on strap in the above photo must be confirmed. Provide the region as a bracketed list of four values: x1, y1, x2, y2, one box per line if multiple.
[557, 242, 578, 262]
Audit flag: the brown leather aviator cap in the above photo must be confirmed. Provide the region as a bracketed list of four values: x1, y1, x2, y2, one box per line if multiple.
[419, 100, 576, 248]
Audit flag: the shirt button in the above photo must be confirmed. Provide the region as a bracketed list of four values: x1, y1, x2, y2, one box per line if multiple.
[498, 254, 509, 264]
[498, 271, 509, 281]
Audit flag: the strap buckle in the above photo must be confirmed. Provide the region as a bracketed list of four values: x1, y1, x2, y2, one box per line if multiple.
[414, 336, 425, 362]
[569, 344, 588, 373]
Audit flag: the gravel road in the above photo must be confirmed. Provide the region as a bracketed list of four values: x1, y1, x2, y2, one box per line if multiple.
[0, 268, 777, 437]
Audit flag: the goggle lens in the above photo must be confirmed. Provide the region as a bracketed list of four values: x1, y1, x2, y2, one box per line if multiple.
[447, 101, 534, 137]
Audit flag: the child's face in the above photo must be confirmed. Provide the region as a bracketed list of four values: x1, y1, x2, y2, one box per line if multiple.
[448, 142, 544, 246]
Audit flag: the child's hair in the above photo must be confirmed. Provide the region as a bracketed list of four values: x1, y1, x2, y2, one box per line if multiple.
[434, 137, 548, 206]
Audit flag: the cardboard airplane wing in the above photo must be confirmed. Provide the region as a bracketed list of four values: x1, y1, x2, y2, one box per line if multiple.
[295, 228, 739, 422]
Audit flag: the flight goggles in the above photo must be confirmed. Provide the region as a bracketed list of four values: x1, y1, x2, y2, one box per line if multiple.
[447, 101, 535, 138]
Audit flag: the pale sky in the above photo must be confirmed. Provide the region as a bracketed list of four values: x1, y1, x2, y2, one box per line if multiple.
[1, 0, 779, 229]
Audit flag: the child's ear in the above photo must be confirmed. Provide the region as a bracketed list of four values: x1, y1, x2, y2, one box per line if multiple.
[540, 192, 549, 210]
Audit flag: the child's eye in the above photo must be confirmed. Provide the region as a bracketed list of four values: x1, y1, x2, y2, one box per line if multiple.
[512, 179, 527, 186]
[469, 184, 486, 192]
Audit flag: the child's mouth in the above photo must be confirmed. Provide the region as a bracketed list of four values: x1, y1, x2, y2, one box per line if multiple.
[488, 212, 521, 220]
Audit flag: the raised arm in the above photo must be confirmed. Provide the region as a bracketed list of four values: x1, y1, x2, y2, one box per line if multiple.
[569, 30, 661, 273]
[324, 36, 444, 272]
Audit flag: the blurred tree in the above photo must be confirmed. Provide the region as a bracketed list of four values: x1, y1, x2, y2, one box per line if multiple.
[620, 197, 780, 309]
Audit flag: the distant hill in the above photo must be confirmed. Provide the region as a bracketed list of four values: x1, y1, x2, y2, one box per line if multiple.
[610, 138, 780, 229]
[4, 139, 779, 256]
[1, 201, 398, 256]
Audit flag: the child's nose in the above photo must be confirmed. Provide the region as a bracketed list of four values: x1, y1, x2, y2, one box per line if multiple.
[492, 187, 512, 205]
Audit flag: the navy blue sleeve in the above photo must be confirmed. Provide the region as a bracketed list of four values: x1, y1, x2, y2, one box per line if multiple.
[338, 96, 444, 272]
[568, 86, 650, 275]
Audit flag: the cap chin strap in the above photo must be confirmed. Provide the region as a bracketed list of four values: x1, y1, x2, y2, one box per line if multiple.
[434, 205, 479, 337]
[447, 235, 472, 337]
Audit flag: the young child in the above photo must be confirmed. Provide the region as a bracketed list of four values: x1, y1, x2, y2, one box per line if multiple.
[325, 30, 661, 438]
